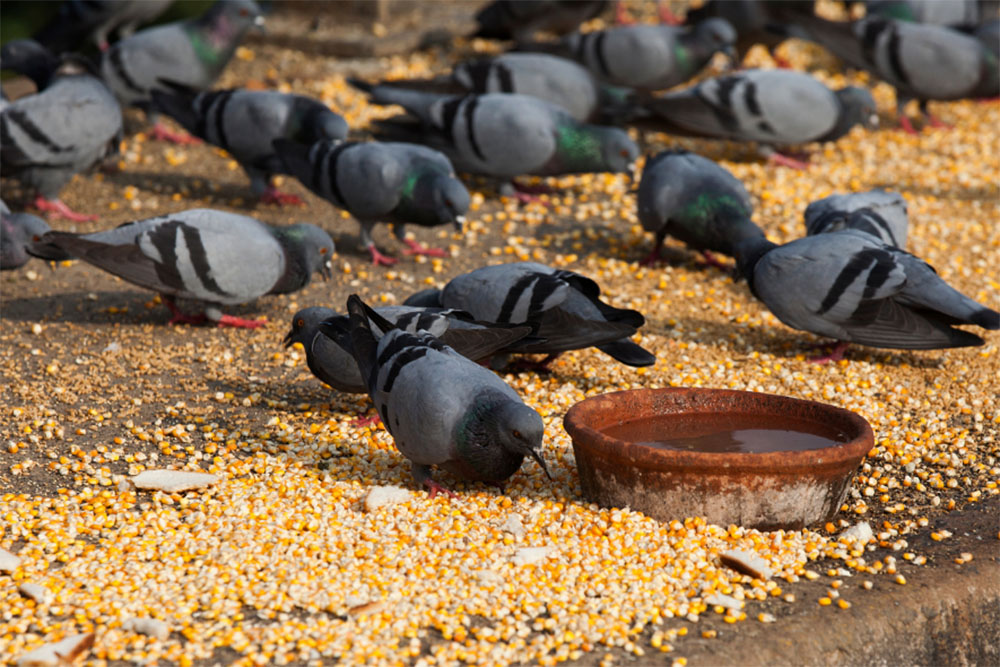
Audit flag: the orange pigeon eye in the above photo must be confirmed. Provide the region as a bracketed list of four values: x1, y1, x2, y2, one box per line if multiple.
[239, 7, 250, 16]
[296, 318, 304, 328]
[513, 430, 522, 439]
[620, 149, 629, 157]
[320, 247, 329, 255]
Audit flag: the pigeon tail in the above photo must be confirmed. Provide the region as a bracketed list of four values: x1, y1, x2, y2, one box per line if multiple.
[972, 307, 1000, 330]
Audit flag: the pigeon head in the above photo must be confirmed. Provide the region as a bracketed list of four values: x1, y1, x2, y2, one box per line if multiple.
[316, 109, 349, 142]
[284, 306, 334, 349]
[403, 288, 444, 307]
[2, 213, 52, 271]
[457, 395, 550, 482]
[692, 18, 738, 62]
[555, 123, 639, 175]
[400, 169, 471, 229]
[276, 223, 334, 284]
[0, 39, 60, 89]
[835, 86, 879, 132]
[195, 0, 265, 63]
[291, 101, 349, 144]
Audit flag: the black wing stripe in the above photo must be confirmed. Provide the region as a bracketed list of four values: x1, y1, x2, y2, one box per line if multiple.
[497, 273, 538, 323]
[2, 108, 72, 154]
[109, 45, 145, 94]
[462, 96, 487, 162]
[817, 249, 880, 315]
[382, 347, 429, 393]
[181, 223, 230, 297]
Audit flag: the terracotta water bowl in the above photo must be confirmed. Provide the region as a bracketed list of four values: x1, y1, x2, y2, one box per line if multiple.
[563, 388, 874, 530]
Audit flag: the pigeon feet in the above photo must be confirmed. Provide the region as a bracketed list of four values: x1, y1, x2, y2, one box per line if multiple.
[401, 239, 449, 258]
[699, 250, 730, 270]
[925, 114, 951, 130]
[639, 246, 663, 267]
[33, 196, 97, 222]
[768, 152, 810, 170]
[808, 341, 850, 364]
[351, 413, 382, 429]
[163, 298, 208, 326]
[657, 2, 683, 25]
[150, 122, 202, 145]
[260, 187, 305, 207]
[367, 244, 399, 266]
[424, 479, 458, 500]
[216, 314, 267, 329]
[898, 116, 920, 135]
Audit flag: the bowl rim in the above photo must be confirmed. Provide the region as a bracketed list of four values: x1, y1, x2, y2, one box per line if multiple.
[563, 387, 874, 475]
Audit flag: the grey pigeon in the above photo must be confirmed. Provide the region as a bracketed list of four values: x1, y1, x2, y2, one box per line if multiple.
[273, 138, 470, 266]
[473, 0, 609, 42]
[734, 229, 1000, 361]
[330, 294, 550, 496]
[637, 69, 878, 168]
[864, 0, 987, 26]
[28, 208, 333, 327]
[517, 18, 737, 91]
[366, 52, 632, 124]
[804, 189, 909, 248]
[288, 305, 536, 394]
[684, 0, 814, 65]
[0, 41, 123, 222]
[350, 83, 639, 199]
[151, 84, 348, 205]
[772, 12, 999, 131]
[1, 210, 67, 270]
[637, 149, 765, 267]
[34, 0, 174, 53]
[405, 261, 655, 368]
[99, 0, 263, 143]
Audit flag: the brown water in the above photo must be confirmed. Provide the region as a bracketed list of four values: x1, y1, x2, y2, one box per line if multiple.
[602, 412, 849, 454]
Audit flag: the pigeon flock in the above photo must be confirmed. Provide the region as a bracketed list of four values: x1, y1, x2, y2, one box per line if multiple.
[2, 0, 999, 498]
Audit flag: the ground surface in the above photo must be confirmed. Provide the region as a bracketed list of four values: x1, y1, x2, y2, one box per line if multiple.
[1, 2, 999, 666]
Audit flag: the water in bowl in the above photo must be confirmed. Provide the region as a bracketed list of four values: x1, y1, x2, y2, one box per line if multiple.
[602, 412, 849, 454]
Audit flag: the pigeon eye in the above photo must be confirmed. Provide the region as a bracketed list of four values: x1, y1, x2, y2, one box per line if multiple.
[513, 430, 522, 439]
[296, 318, 304, 328]
[619, 149, 629, 158]
[239, 7, 250, 16]
[320, 247, 329, 255]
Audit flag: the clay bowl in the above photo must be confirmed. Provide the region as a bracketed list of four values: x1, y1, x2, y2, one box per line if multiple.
[563, 388, 873, 531]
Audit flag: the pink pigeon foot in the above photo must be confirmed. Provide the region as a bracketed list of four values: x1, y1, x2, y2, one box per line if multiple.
[898, 115, 919, 135]
[772, 53, 793, 69]
[768, 152, 810, 169]
[367, 244, 399, 266]
[639, 246, 663, 266]
[150, 122, 202, 145]
[925, 114, 951, 130]
[163, 297, 208, 326]
[614, 1, 634, 24]
[33, 196, 97, 222]
[217, 314, 267, 329]
[424, 479, 458, 499]
[808, 341, 850, 364]
[351, 413, 382, 429]
[401, 238, 449, 258]
[658, 2, 683, 25]
[260, 187, 305, 206]
[699, 250, 729, 270]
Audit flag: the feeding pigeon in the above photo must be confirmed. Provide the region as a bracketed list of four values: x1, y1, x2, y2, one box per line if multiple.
[349, 83, 639, 200]
[273, 138, 470, 267]
[636, 149, 765, 267]
[404, 261, 655, 368]
[683, 0, 814, 66]
[770, 12, 999, 132]
[733, 229, 1000, 361]
[34, 0, 175, 53]
[27, 208, 334, 327]
[150, 84, 348, 205]
[863, 0, 988, 27]
[472, 0, 609, 42]
[1, 209, 71, 270]
[363, 52, 632, 124]
[288, 305, 536, 394]
[804, 189, 909, 248]
[328, 294, 550, 497]
[99, 0, 264, 143]
[0, 40, 123, 222]
[517, 18, 738, 91]
[636, 69, 879, 168]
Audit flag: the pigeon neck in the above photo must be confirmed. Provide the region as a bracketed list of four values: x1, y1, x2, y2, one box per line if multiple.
[550, 124, 604, 172]
[733, 235, 777, 295]
[187, 8, 250, 70]
[454, 392, 527, 482]
[270, 229, 313, 295]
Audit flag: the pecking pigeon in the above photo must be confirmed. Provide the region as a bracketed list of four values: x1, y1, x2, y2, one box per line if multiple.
[99, 0, 264, 143]
[404, 261, 655, 368]
[34, 0, 175, 53]
[636, 68, 879, 168]
[151, 84, 348, 205]
[0, 40, 123, 222]
[733, 229, 1000, 361]
[1, 210, 70, 270]
[472, 0, 609, 42]
[330, 294, 550, 496]
[771, 12, 999, 131]
[804, 189, 909, 248]
[286, 305, 535, 394]
[272, 138, 470, 266]
[636, 149, 765, 267]
[863, 0, 988, 27]
[517, 18, 737, 91]
[349, 83, 639, 199]
[683, 0, 814, 66]
[27, 208, 333, 327]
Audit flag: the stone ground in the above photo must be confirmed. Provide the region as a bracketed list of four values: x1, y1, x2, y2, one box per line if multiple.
[1, 2, 999, 666]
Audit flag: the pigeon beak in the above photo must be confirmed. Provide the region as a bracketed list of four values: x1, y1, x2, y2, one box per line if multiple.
[529, 449, 552, 480]
[867, 113, 880, 129]
[722, 46, 738, 70]
[282, 329, 295, 348]
[320, 259, 333, 281]
[626, 161, 638, 183]
[254, 15, 266, 31]
[453, 215, 466, 232]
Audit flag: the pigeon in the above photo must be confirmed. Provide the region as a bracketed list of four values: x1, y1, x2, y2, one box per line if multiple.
[804, 189, 909, 248]
[150, 84, 349, 205]
[349, 84, 639, 199]
[0, 40, 123, 222]
[517, 18, 738, 91]
[770, 12, 999, 131]
[27, 208, 334, 327]
[34, 0, 175, 53]
[1, 210, 70, 270]
[636, 69, 879, 168]
[288, 305, 536, 394]
[863, 0, 987, 27]
[733, 229, 1000, 361]
[362, 52, 632, 124]
[329, 294, 550, 496]
[683, 0, 814, 66]
[273, 138, 470, 267]
[472, 0, 609, 42]
[99, 0, 264, 143]
[636, 149, 765, 267]
[405, 262, 655, 368]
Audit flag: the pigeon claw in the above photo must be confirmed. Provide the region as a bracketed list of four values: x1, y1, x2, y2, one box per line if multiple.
[808, 341, 850, 364]
[217, 314, 267, 329]
[639, 246, 663, 267]
[424, 479, 458, 500]
[401, 239, 449, 258]
[260, 188, 306, 207]
[350, 414, 382, 429]
[699, 250, 730, 271]
[33, 196, 98, 222]
[898, 116, 920, 135]
[768, 152, 810, 170]
[368, 245, 399, 267]
[150, 122, 203, 145]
